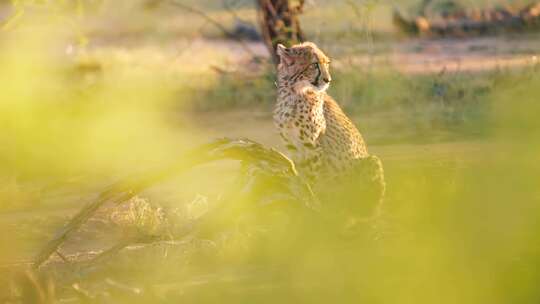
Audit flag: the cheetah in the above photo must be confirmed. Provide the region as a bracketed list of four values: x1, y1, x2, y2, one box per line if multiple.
[273, 42, 385, 219]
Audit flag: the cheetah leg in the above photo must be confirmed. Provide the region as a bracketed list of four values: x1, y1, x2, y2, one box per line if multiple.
[295, 143, 324, 182]
[342, 155, 386, 238]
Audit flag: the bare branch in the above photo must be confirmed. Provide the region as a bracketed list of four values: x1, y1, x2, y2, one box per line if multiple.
[168, 0, 257, 57]
[222, 0, 251, 24]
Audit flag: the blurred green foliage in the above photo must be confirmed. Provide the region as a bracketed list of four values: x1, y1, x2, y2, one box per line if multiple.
[0, 1, 539, 303]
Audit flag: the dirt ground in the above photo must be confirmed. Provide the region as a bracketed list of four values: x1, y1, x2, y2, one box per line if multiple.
[174, 34, 540, 74]
[4, 33, 538, 264]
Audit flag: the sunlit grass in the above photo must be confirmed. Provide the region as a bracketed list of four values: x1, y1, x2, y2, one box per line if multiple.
[0, 1, 539, 303]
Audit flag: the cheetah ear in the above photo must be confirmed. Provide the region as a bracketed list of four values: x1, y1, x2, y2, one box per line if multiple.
[276, 44, 293, 65]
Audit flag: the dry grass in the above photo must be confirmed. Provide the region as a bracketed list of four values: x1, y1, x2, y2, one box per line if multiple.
[1, 1, 540, 303]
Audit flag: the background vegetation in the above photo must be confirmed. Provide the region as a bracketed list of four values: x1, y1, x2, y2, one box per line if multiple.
[1, 0, 539, 303]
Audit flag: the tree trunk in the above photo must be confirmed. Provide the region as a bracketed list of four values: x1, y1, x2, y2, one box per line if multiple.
[256, 0, 305, 64]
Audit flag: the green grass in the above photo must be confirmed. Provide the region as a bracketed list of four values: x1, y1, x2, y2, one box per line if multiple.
[189, 60, 504, 144]
[1, 2, 540, 303]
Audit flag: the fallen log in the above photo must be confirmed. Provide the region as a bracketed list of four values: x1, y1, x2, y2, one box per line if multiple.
[32, 138, 317, 270]
[393, 2, 540, 37]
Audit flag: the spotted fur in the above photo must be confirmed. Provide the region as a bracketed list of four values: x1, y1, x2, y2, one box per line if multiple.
[273, 42, 385, 218]
[274, 42, 370, 178]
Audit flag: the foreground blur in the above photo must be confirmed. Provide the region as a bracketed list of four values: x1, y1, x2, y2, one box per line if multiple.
[1, 2, 540, 303]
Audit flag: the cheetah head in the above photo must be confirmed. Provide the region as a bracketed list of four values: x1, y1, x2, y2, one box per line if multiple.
[276, 42, 332, 92]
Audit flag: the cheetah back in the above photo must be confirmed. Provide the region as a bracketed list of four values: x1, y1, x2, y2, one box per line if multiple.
[319, 94, 368, 173]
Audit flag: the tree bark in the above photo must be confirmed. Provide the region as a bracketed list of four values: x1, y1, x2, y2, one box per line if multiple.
[256, 0, 305, 64]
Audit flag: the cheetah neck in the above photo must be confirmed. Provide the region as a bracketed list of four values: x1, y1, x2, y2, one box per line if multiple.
[275, 76, 327, 137]
[276, 76, 325, 106]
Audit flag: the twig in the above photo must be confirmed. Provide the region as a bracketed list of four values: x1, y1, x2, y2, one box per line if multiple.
[345, 0, 375, 67]
[86, 238, 135, 266]
[72, 283, 95, 302]
[55, 250, 70, 263]
[170, 1, 235, 37]
[32, 192, 133, 269]
[168, 0, 256, 57]
[105, 278, 142, 295]
[222, 0, 251, 25]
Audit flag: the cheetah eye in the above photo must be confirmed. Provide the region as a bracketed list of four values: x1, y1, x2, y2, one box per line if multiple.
[311, 63, 319, 69]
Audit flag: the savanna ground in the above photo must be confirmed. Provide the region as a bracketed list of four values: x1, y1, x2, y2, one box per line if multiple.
[1, 0, 540, 303]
